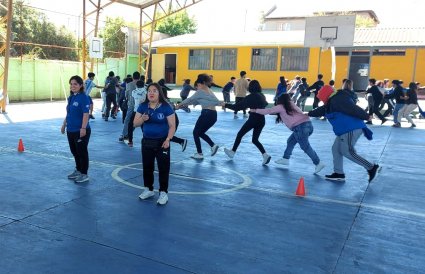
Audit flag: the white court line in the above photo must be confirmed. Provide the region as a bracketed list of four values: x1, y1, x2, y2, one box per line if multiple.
[2, 146, 424, 219]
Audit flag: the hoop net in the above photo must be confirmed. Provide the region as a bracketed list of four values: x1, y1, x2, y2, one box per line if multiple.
[321, 39, 333, 52]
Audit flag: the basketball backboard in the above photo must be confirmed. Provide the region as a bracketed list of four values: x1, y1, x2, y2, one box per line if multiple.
[304, 15, 356, 48]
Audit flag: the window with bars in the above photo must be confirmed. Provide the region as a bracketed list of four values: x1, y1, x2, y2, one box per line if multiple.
[189, 49, 211, 70]
[213, 48, 237, 70]
[280, 48, 310, 71]
[251, 48, 278, 71]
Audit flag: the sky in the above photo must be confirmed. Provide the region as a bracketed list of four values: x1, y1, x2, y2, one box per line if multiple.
[27, 0, 425, 37]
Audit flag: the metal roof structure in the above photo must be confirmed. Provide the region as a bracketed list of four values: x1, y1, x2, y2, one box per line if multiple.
[354, 27, 425, 47]
[152, 27, 425, 48]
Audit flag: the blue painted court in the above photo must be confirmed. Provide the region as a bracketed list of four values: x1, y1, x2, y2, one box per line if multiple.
[1, 98, 425, 273]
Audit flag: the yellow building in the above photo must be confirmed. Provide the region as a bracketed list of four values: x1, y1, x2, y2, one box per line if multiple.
[151, 27, 425, 90]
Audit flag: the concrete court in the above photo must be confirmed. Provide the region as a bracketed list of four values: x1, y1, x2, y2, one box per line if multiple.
[1, 97, 425, 274]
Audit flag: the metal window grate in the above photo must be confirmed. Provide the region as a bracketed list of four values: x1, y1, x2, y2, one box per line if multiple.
[189, 49, 211, 70]
[251, 48, 277, 71]
[280, 48, 309, 71]
[213, 48, 237, 70]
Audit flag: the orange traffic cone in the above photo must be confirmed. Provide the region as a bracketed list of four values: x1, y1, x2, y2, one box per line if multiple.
[295, 177, 305, 196]
[18, 138, 25, 152]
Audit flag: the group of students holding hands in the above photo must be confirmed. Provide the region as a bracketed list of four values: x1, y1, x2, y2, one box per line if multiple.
[63, 71, 388, 205]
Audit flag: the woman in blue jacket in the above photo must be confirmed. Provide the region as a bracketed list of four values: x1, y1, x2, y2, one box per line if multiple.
[308, 79, 380, 182]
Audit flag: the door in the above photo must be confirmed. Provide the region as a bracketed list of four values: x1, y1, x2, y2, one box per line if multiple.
[348, 55, 370, 91]
[151, 54, 165, 82]
[164, 54, 177, 84]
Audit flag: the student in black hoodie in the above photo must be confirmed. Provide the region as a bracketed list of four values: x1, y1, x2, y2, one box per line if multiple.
[365, 78, 387, 125]
[222, 80, 271, 165]
[307, 74, 325, 109]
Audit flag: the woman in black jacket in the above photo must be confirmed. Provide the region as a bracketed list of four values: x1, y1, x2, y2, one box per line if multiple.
[223, 80, 271, 165]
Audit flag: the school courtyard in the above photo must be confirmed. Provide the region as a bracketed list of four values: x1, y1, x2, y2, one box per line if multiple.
[1, 94, 424, 273]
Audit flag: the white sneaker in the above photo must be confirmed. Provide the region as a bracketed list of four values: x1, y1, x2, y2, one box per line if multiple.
[314, 162, 325, 174]
[211, 144, 219, 156]
[157, 191, 168, 205]
[191, 153, 204, 159]
[243, 114, 249, 118]
[234, 114, 239, 119]
[262, 153, 271, 165]
[275, 158, 289, 165]
[224, 148, 235, 159]
[181, 139, 188, 152]
[138, 187, 155, 200]
[75, 174, 89, 183]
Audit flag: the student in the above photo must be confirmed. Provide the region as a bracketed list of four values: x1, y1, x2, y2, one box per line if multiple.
[308, 79, 380, 182]
[158, 78, 172, 92]
[365, 78, 387, 125]
[307, 74, 324, 109]
[398, 82, 418, 127]
[127, 80, 147, 147]
[163, 89, 188, 151]
[233, 71, 249, 119]
[252, 94, 324, 173]
[61, 75, 91, 183]
[118, 77, 132, 123]
[101, 71, 114, 118]
[119, 71, 140, 141]
[221, 76, 236, 107]
[295, 77, 310, 111]
[209, 75, 223, 88]
[177, 74, 222, 159]
[103, 74, 118, 121]
[179, 79, 196, 113]
[84, 72, 103, 119]
[287, 75, 301, 97]
[385, 80, 405, 127]
[133, 83, 176, 205]
[223, 80, 271, 165]
[274, 76, 287, 103]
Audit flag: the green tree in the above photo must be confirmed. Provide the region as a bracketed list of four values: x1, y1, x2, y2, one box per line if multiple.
[155, 11, 197, 37]
[99, 16, 126, 58]
[0, 0, 78, 60]
[355, 16, 376, 28]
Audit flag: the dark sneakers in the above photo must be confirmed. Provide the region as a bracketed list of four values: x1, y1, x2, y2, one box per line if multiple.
[325, 173, 346, 182]
[368, 164, 380, 182]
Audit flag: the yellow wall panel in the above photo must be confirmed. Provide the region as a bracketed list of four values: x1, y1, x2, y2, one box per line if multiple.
[370, 49, 415, 83]
[414, 49, 425, 85]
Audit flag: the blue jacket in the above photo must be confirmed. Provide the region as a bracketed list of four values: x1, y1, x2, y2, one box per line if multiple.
[309, 89, 372, 138]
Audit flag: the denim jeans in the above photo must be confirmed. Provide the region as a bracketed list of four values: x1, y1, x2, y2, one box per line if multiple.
[283, 121, 320, 165]
[122, 108, 134, 137]
[392, 103, 405, 123]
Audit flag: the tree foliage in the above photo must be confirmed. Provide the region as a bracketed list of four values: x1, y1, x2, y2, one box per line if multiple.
[155, 11, 197, 37]
[0, 0, 78, 60]
[99, 16, 126, 58]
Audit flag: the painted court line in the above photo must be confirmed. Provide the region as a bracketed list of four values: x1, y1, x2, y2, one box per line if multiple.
[2, 146, 424, 219]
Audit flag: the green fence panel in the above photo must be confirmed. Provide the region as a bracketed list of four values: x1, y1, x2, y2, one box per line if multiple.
[5, 57, 127, 102]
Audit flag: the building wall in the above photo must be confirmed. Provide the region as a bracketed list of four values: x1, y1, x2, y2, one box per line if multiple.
[264, 19, 306, 31]
[370, 49, 415, 83]
[156, 46, 425, 90]
[415, 48, 425, 84]
[157, 46, 320, 88]
[318, 50, 350, 87]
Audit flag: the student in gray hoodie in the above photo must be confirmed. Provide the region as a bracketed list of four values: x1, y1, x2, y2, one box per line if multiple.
[177, 74, 222, 159]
